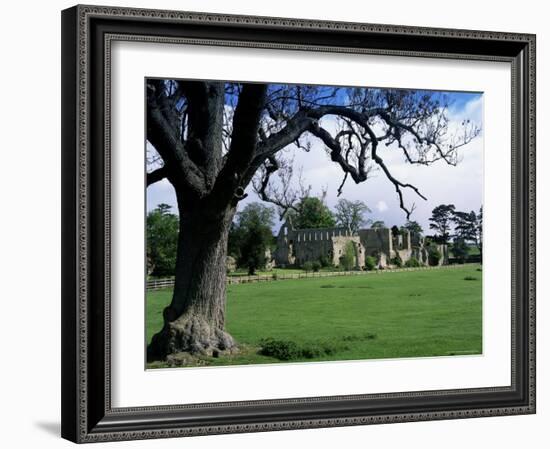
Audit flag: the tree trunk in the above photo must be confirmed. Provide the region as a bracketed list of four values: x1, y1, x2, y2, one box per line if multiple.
[147, 199, 236, 361]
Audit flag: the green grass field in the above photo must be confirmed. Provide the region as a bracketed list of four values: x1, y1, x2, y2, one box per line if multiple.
[146, 265, 482, 368]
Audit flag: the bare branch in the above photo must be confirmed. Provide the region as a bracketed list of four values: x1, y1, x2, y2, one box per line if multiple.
[337, 172, 349, 197]
[211, 83, 268, 206]
[379, 110, 481, 167]
[308, 122, 369, 184]
[370, 138, 426, 219]
[252, 155, 310, 219]
[147, 166, 169, 187]
[309, 115, 426, 218]
[147, 81, 208, 197]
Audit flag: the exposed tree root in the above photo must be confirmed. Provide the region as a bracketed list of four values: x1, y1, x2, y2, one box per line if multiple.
[147, 312, 236, 362]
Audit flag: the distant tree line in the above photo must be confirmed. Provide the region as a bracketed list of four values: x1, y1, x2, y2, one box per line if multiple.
[228, 196, 373, 274]
[147, 196, 375, 276]
[146, 203, 178, 277]
[428, 204, 483, 263]
[228, 203, 275, 275]
[146, 199, 482, 278]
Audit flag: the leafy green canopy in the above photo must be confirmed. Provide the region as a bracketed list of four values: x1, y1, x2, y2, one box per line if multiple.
[229, 203, 275, 275]
[146, 203, 179, 277]
[291, 197, 335, 229]
[339, 241, 357, 270]
[334, 199, 371, 232]
[429, 204, 456, 244]
[402, 220, 423, 236]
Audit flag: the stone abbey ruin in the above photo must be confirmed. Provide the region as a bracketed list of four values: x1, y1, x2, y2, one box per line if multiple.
[273, 220, 448, 270]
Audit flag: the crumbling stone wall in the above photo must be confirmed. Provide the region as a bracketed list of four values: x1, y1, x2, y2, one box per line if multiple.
[273, 221, 295, 267]
[275, 222, 364, 268]
[438, 244, 449, 266]
[358, 228, 392, 256]
[331, 235, 365, 268]
[392, 232, 412, 263]
[274, 220, 446, 269]
[291, 228, 345, 267]
[358, 228, 393, 267]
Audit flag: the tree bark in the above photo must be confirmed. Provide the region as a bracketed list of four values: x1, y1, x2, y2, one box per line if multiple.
[147, 197, 236, 361]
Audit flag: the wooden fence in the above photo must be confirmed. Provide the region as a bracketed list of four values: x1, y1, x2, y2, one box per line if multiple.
[146, 263, 480, 291]
[146, 278, 176, 291]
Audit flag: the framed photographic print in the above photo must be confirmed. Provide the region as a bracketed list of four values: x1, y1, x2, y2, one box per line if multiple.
[61, 4, 536, 443]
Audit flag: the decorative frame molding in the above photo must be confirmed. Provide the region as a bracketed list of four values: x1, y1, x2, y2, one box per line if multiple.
[61, 4, 536, 443]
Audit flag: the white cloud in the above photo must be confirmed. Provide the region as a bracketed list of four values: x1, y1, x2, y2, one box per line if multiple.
[376, 200, 388, 212]
[449, 95, 483, 126]
[147, 180, 177, 213]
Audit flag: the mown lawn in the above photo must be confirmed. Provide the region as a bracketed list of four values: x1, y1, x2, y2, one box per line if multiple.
[146, 265, 482, 368]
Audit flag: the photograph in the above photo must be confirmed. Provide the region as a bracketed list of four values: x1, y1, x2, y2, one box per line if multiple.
[0, 0, 544, 445]
[57, 4, 536, 443]
[145, 79, 484, 369]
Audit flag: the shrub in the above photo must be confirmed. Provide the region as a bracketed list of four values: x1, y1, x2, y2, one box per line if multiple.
[301, 343, 336, 359]
[364, 256, 377, 271]
[302, 261, 313, 272]
[451, 239, 469, 264]
[405, 257, 421, 268]
[259, 338, 340, 361]
[272, 272, 278, 280]
[339, 241, 356, 271]
[259, 339, 301, 360]
[428, 246, 442, 266]
[390, 253, 403, 268]
[312, 261, 321, 272]
[318, 255, 332, 268]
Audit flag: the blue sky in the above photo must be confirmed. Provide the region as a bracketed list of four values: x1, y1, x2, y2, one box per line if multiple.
[147, 85, 483, 235]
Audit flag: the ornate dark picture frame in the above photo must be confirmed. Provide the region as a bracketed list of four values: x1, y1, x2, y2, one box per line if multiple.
[61, 4, 536, 443]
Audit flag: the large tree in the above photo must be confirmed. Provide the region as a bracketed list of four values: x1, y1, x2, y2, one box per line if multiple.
[402, 220, 423, 236]
[453, 210, 478, 242]
[291, 196, 335, 229]
[453, 207, 483, 259]
[334, 199, 371, 232]
[146, 203, 179, 277]
[230, 202, 275, 275]
[429, 204, 456, 244]
[477, 206, 483, 260]
[146, 80, 479, 360]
